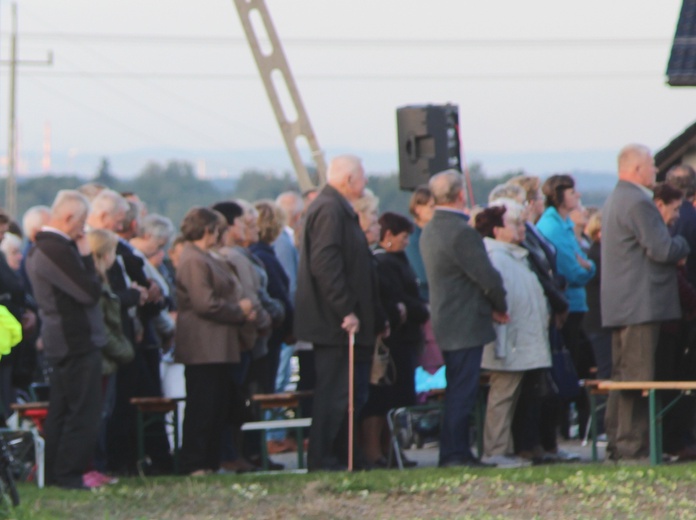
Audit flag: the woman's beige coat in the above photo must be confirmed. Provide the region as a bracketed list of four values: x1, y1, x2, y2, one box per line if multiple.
[174, 243, 246, 364]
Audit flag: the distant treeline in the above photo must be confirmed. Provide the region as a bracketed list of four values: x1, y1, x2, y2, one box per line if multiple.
[3, 158, 609, 227]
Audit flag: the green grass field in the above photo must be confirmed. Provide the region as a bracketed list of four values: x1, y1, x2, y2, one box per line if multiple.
[4, 463, 696, 519]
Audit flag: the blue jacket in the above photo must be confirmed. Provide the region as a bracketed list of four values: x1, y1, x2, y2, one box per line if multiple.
[536, 206, 596, 313]
[404, 224, 429, 301]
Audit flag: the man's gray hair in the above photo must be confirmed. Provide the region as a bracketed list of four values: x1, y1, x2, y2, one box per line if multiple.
[139, 213, 175, 242]
[429, 169, 463, 205]
[275, 191, 304, 219]
[90, 189, 128, 217]
[52, 190, 90, 218]
[666, 164, 696, 199]
[22, 205, 51, 239]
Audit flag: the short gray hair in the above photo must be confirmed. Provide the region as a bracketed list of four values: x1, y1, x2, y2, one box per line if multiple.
[90, 189, 128, 218]
[139, 213, 175, 242]
[52, 190, 90, 219]
[429, 169, 463, 205]
[488, 183, 525, 204]
[489, 197, 525, 222]
[0, 233, 22, 257]
[22, 205, 50, 240]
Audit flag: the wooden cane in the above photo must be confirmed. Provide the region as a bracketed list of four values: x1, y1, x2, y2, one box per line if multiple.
[348, 331, 355, 472]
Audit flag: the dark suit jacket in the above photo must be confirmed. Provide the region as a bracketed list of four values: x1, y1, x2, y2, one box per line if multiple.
[420, 208, 507, 351]
[673, 199, 696, 287]
[294, 184, 377, 346]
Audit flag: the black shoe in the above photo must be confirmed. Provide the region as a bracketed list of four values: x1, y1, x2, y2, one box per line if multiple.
[439, 458, 466, 468]
[440, 458, 496, 468]
[247, 455, 285, 471]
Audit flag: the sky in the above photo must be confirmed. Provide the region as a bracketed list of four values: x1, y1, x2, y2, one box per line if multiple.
[0, 0, 692, 178]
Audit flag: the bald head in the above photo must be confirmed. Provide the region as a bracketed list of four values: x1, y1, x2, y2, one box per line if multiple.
[326, 154, 366, 202]
[618, 144, 656, 187]
[429, 169, 464, 207]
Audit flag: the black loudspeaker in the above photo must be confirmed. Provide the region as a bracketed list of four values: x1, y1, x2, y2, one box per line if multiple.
[396, 104, 461, 190]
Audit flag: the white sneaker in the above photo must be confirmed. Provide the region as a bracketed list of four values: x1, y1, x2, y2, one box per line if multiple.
[481, 455, 532, 468]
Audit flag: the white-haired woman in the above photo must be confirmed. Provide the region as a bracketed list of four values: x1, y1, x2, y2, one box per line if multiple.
[474, 199, 551, 468]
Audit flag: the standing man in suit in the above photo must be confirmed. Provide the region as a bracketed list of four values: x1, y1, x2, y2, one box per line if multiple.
[420, 169, 508, 467]
[601, 144, 689, 461]
[294, 155, 379, 471]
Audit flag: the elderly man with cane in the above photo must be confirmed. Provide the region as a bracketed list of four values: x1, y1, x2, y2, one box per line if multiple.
[294, 155, 382, 472]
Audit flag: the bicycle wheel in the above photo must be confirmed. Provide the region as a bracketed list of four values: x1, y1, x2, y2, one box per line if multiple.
[0, 462, 19, 507]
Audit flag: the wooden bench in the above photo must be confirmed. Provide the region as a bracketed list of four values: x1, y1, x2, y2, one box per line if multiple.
[241, 418, 312, 471]
[596, 381, 696, 465]
[130, 397, 185, 474]
[11, 402, 49, 434]
[581, 379, 609, 462]
[243, 391, 314, 471]
[251, 391, 313, 413]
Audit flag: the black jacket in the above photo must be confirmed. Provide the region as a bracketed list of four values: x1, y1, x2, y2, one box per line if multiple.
[26, 231, 106, 359]
[294, 185, 378, 346]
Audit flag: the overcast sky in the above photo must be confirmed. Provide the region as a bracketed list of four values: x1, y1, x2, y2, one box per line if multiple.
[0, 0, 691, 176]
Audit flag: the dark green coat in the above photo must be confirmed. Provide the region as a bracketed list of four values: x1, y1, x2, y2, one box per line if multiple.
[99, 283, 134, 375]
[420, 209, 507, 351]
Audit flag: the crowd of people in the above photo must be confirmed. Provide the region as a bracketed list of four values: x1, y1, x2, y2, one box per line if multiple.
[1, 144, 694, 488]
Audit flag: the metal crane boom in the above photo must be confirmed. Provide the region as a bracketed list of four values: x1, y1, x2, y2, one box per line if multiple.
[233, 0, 327, 190]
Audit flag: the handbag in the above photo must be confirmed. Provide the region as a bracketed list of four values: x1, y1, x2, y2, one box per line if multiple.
[548, 327, 580, 401]
[370, 337, 396, 386]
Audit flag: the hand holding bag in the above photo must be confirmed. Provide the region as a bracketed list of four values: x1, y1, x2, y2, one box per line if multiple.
[370, 337, 396, 386]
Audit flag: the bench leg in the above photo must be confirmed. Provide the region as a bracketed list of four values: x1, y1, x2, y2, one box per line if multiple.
[295, 427, 304, 469]
[136, 409, 145, 470]
[589, 392, 598, 462]
[260, 430, 269, 471]
[172, 407, 180, 475]
[648, 390, 660, 466]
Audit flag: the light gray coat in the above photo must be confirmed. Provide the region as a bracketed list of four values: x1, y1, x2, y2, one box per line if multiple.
[601, 180, 689, 327]
[481, 239, 551, 371]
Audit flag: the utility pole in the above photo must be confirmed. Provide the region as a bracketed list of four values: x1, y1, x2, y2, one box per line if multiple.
[4, 3, 52, 218]
[233, 0, 327, 191]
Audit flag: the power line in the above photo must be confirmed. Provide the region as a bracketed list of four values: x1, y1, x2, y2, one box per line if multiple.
[19, 70, 662, 81]
[13, 32, 670, 48]
[13, 8, 269, 146]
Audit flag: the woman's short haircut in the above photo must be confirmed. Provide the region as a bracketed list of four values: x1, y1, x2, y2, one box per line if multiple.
[408, 185, 432, 217]
[378, 211, 414, 242]
[507, 175, 541, 203]
[353, 189, 379, 218]
[0, 233, 22, 257]
[474, 205, 506, 239]
[212, 201, 244, 226]
[653, 182, 683, 206]
[139, 214, 175, 243]
[541, 174, 575, 209]
[179, 207, 222, 241]
[488, 183, 525, 204]
[254, 200, 284, 244]
[489, 197, 525, 222]
[585, 211, 602, 242]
